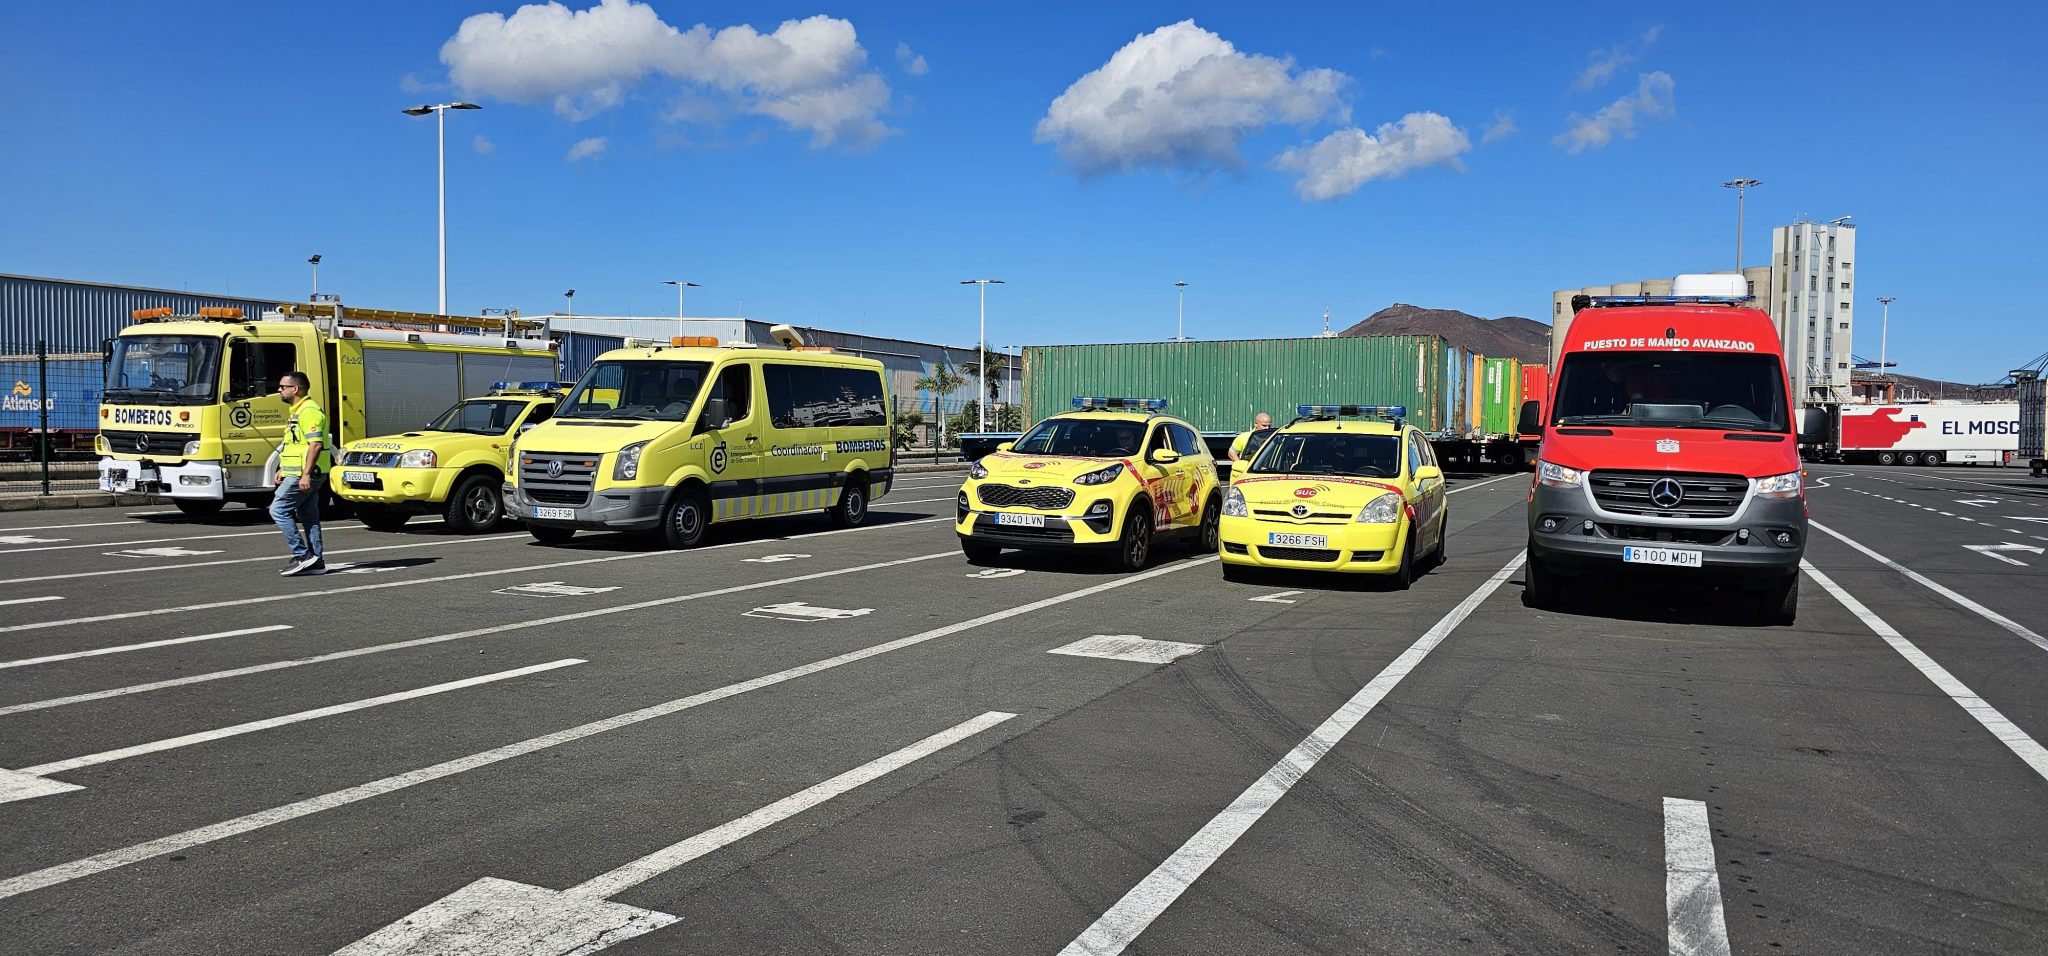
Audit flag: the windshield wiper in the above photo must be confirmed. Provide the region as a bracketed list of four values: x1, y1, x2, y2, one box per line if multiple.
[1694, 417, 1783, 433]
[1554, 415, 1636, 426]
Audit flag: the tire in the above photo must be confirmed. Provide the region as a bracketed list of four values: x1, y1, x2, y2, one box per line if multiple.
[173, 499, 224, 518]
[443, 473, 504, 534]
[830, 474, 869, 529]
[528, 523, 575, 545]
[1523, 548, 1556, 609]
[1429, 515, 1449, 569]
[658, 487, 710, 549]
[1758, 573, 1799, 626]
[1221, 562, 1253, 583]
[1922, 451, 1942, 466]
[1112, 502, 1154, 572]
[1876, 451, 1899, 466]
[358, 505, 410, 532]
[1195, 493, 1222, 554]
[1388, 528, 1414, 591]
[1901, 452, 1921, 466]
[961, 540, 1001, 564]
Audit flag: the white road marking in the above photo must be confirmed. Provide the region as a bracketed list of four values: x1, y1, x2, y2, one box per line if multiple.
[0, 660, 586, 805]
[0, 535, 66, 545]
[1248, 590, 1303, 604]
[965, 568, 1027, 579]
[336, 711, 1017, 955]
[0, 558, 1209, 901]
[1810, 521, 2048, 654]
[1803, 562, 2048, 783]
[1956, 499, 1997, 508]
[1447, 472, 1523, 495]
[0, 532, 526, 586]
[1806, 472, 1851, 488]
[1664, 797, 1732, 956]
[0, 554, 948, 717]
[1050, 635, 1206, 664]
[0, 625, 290, 671]
[1058, 551, 1526, 956]
[107, 546, 225, 558]
[0, 529, 273, 555]
[0, 595, 63, 608]
[0, 517, 949, 631]
[743, 601, 872, 622]
[492, 582, 620, 597]
[0, 519, 145, 532]
[742, 553, 812, 563]
[871, 496, 958, 506]
[1903, 471, 2040, 493]
[1965, 543, 2042, 566]
[1938, 512, 1957, 517]
[2007, 516, 2048, 524]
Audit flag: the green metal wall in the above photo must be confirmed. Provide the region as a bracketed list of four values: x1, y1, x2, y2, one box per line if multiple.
[1480, 357, 1522, 436]
[1021, 335, 1452, 433]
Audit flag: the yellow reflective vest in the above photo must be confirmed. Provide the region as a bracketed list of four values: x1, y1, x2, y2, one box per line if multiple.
[279, 399, 333, 476]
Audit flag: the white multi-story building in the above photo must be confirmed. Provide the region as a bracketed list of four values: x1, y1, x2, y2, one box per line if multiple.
[1769, 220, 1856, 406]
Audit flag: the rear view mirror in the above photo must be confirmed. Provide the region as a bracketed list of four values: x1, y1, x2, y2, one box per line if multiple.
[1516, 400, 1541, 436]
[698, 398, 730, 432]
[1796, 407, 1828, 445]
[996, 441, 1014, 452]
[1150, 449, 1182, 465]
[1415, 465, 1442, 482]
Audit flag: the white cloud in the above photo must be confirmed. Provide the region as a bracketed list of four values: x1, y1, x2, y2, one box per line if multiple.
[399, 72, 436, 94]
[473, 134, 496, 155]
[439, 0, 895, 149]
[1572, 26, 1662, 92]
[1481, 110, 1517, 144]
[1272, 112, 1470, 201]
[566, 136, 608, 161]
[1034, 20, 1349, 178]
[1554, 71, 1675, 154]
[896, 41, 928, 76]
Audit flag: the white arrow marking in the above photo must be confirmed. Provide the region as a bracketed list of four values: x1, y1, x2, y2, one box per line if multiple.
[333, 712, 1016, 956]
[0, 596, 63, 608]
[742, 553, 812, 563]
[1249, 590, 1304, 604]
[492, 581, 621, 597]
[2005, 516, 2048, 524]
[965, 567, 1027, 579]
[743, 601, 872, 622]
[1955, 499, 1997, 508]
[1050, 635, 1206, 664]
[1965, 543, 2045, 566]
[325, 563, 399, 575]
[107, 547, 225, 558]
[0, 535, 66, 545]
[0, 659, 585, 806]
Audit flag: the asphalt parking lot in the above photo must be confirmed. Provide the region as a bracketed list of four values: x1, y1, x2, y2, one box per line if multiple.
[2, 464, 2046, 955]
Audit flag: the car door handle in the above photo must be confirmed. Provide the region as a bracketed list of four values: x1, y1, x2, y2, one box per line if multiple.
[745, 435, 759, 442]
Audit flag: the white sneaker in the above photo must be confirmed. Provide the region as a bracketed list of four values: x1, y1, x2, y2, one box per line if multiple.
[286, 554, 322, 576]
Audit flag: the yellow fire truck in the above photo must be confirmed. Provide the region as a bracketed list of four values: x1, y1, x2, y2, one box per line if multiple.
[96, 299, 559, 516]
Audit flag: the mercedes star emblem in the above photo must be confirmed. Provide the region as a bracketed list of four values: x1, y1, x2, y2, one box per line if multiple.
[133, 435, 149, 453]
[1649, 477, 1685, 509]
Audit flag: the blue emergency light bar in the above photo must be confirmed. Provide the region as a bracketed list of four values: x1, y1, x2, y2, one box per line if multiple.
[1588, 295, 1752, 308]
[1072, 396, 1169, 410]
[490, 380, 569, 393]
[1297, 404, 1407, 419]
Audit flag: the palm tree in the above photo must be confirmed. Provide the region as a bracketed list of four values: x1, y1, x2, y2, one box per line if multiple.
[913, 361, 965, 451]
[958, 351, 1012, 406]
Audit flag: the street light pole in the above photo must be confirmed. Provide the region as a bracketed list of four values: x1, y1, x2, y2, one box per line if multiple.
[960, 278, 1004, 432]
[663, 280, 700, 327]
[1877, 295, 1896, 382]
[1174, 280, 1189, 341]
[402, 102, 482, 315]
[564, 289, 576, 317]
[1721, 178, 1762, 272]
[307, 254, 321, 298]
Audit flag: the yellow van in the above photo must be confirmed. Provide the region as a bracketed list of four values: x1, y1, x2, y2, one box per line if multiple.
[503, 326, 893, 547]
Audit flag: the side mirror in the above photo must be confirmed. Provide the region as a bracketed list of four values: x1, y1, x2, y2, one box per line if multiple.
[519, 422, 537, 434]
[996, 441, 1014, 452]
[698, 398, 730, 432]
[1415, 465, 1443, 482]
[1516, 400, 1541, 436]
[1150, 449, 1182, 465]
[1796, 407, 1828, 445]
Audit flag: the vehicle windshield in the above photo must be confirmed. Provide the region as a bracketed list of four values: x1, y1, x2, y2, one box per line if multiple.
[104, 335, 223, 406]
[1012, 417, 1145, 457]
[557, 361, 711, 422]
[1248, 432, 1402, 478]
[426, 399, 531, 435]
[1552, 351, 1790, 432]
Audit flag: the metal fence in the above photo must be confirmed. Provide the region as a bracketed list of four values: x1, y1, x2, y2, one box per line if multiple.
[1, 340, 105, 496]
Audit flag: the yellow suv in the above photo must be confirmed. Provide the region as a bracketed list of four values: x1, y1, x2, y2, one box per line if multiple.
[1218, 404, 1448, 588]
[957, 397, 1220, 571]
[337, 382, 569, 533]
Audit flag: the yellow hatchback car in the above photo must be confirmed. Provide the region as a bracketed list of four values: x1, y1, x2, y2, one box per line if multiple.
[1218, 404, 1448, 588]
[336, 382, 567, 533]
[957, 397, 1221, 571]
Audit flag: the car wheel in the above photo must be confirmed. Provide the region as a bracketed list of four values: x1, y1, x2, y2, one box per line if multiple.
[1196, 493, 1222, 553]
[1220, 562, 1254, 583]
[1389, 528, 1414, 591]
[1901, 452, 1921, 466]
[173, 499, 224, 518]
[961, 540, 1001, 564]
[444, 473, 504, 533]
[359, 505, 410, 532]
[1430, 515, 1448, 569]
[1876, 451, 1898, 465]
[659, 487, 710, 549]
[1758, 574, 1799, 626]
[1523, 547, 1556, 609]
[1113, 503, 1153, 572]
[830, 475, 868, 529]
[1922, 451, 1942, 466]
[528, 524, 575, 545]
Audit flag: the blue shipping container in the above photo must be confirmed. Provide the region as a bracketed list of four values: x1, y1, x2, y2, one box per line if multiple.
[554, 330, 625, 383]
[0, 355, 104, 433]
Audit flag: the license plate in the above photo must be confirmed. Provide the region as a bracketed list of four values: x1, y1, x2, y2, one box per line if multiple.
[533, 506, 575, 520]
[1623, 546, 1702, 568]
[995, 512, 1046, 528]
[1268, 532, 1328, 548]
[109, 468, 129, 482]
[342, 470, 375, 484]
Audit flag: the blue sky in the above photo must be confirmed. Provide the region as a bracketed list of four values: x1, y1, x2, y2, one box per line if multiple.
[1, 1, 2040, 381]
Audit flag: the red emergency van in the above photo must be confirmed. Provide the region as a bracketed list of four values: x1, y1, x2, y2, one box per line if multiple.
[1521, 274, 1812, 624]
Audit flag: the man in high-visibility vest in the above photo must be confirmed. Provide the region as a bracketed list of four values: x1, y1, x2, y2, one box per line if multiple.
[272, 370, 331, 576]
[1229, 411, 1275, 464]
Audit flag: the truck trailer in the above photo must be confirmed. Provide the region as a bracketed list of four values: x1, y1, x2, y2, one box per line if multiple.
[1803, 402, 2020, 465]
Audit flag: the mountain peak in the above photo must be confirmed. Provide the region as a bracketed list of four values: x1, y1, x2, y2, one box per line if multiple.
[1339, 304, 1549, 364]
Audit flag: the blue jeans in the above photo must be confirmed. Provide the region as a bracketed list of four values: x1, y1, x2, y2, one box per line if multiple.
[271, 474, 325, 560]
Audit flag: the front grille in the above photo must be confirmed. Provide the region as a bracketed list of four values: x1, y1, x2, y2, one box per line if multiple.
[1258, 545, 1342, 563]
[102, 429, 190, 456]
[519, 451, 600, 508]
[1596, 522, 1736, 546]
[1588, 470, 1746, 518]
[342, 451, 401, 467]
[977, 484, 1075, 510]
[1252, 508, 1350, 524]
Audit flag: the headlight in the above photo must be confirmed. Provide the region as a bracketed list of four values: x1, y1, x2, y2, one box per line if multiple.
[613, 440, 649, 481]
[1537, 460, 1584, 488]
[1356, 492, 1403, 524]
[182, 439, 201, 457]
[1222, 486, 1248, 517]
[1074, 463, 1124, 486]
[399, 449, 437, 468]
[969, 459, 988, 479]
[1755, 470, 1802, 499]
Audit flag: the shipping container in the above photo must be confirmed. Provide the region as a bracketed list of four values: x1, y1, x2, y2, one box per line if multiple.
[2016, 377, 2045, 474]
[1819, 402, 2022, 465]
[0, 352, 104, 458]
[553, 330, 625, 383]
[1022, 335, 1452, 435]
[1518, 365, 1549, 438]
[1480, 357, 1521, 436]
[2, 273, 285, 354]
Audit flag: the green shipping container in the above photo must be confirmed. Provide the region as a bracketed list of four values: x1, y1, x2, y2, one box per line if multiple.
[1021, 335, 1455, 434]
[1481, 357, 1521, 436]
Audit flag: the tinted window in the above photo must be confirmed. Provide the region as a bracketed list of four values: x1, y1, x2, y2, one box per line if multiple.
[226, 341, 297, 403]
[1169, 423, 1204, 455]
[427, 399, 527, 435]
[559, 361, 710, 422]
[1013, 418, 1144, 457]
[1143, 425, 1170, 455]
[1552, 351, 1789, 431]
[1406, 437, 1424, 475]
[1249, 433, 1401, 479]
[766, 363, 884, 428]
[705, 363, 752, 425]
[523, 402, 553, 426]
[106, 335, 224, 406]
